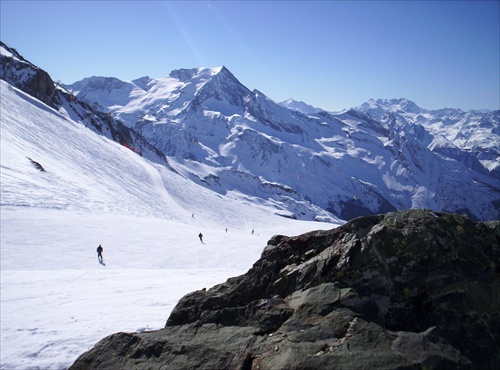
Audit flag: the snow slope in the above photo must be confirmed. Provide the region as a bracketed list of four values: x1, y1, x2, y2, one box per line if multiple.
[0, 80, 339, 369]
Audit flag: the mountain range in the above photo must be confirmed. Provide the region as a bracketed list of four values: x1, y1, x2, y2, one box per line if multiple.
[1, 41, 499, 221]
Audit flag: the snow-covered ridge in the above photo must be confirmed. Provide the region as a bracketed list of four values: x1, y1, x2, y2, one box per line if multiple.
[2, 40, 499, 221]
[65, 66, 499, 221]
[279, 98, 323, 114]
[356, 98, 500, 177]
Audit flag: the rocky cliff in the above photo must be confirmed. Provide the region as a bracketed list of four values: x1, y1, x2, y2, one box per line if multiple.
[70, 210, 499, 369]
[0, 41, 60, 108]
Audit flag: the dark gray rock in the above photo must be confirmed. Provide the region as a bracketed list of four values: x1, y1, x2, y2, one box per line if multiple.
[0, 41, 60, 108]
[70, 209, 500, 369]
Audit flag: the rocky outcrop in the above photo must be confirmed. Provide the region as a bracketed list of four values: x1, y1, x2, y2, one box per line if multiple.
[0, 41, 60, 108]
[70, 210, 500, 369]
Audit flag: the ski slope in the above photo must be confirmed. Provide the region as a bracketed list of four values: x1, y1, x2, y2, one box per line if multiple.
[0, 80, 339, 369]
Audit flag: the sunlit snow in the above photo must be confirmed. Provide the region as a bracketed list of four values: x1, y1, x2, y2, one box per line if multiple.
[0, 80, 339, 369]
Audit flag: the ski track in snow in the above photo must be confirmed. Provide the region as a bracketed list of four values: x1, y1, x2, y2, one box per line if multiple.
[0, 81, 339, 369]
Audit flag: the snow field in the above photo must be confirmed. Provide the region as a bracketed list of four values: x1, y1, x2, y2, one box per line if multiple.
[0, 207, 334, 370]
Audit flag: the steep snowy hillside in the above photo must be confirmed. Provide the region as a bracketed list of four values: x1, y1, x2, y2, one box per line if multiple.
[68, 69, 499, 221]
[0, 78, 299, 226]
[0, 42, 170, 168]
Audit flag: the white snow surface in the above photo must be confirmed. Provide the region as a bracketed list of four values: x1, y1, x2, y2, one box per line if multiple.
[0, 80, 339, 369]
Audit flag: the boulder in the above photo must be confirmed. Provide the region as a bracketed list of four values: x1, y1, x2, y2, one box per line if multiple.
[70, 209, 500, 369]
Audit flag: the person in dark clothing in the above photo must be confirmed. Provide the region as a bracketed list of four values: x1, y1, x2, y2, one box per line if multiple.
[198, 233, 204, 243]
[96, 244, 103, 261]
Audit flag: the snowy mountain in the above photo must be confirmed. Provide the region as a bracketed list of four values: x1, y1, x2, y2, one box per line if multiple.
[2, 41, 499, 221]
[66, 67, 499, 221]
[357, 98, 500, 179]
[279, 98, 323, 114]
[0, 40, 498, 369]
[1, 49, 339, 369]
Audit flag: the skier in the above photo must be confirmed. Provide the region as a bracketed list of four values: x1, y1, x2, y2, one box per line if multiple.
[198, 233, 204, 243]
[96, 244, 103, 262]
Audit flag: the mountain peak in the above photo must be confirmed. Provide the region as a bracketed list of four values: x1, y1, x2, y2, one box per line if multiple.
[187, 66, 250, 112]
[280, 98, 322, 114]
[8, 38, 494, 222]
[131, 76, 150, 90]
[358, 98, 424, 118]
[392, 98, 422, 113]
[209, 65, 240, 83]
[67, 76, 132, 96]
[212, 65, 227, 74]
[371, 98, 421, 111]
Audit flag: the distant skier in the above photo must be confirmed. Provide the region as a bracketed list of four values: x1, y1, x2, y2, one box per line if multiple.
[251, 229, 254, 235]
[198, 233, 204, 243]
[96, 244, 103, 262]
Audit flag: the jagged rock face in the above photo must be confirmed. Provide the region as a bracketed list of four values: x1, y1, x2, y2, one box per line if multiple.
[70, 210, 499, 369]
[0, 41, 59, 108]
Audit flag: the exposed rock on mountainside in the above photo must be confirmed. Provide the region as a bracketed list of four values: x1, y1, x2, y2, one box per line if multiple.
[70, 209, 500, 370]
[0, 41, 60, 108]
[0, 41, 171, 168]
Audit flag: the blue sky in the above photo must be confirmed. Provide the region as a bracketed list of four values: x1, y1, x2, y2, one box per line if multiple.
[1, 1, 499, 111]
